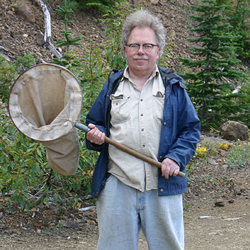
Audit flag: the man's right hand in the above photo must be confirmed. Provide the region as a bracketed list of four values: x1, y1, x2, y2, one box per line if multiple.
[86, 123, 105, 145]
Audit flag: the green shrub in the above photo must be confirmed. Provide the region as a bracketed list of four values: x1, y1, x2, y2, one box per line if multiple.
[0, 101, 97, 211]
[100, 4, 128, 69]
[0, 104, 48, 211]
[0, 54, 35, 103]
[78, 0, 122, 12]
[227, 141, 250, 168]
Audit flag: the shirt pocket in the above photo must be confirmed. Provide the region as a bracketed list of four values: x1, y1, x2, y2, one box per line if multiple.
[152, 91, 165, 121]
[110, 94, 131, 124]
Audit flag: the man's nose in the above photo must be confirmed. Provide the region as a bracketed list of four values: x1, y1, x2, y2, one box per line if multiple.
[137, 45, 145, 54]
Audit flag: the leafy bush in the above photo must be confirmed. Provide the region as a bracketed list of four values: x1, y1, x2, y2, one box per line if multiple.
[0, 104, 47, 211]
[0, 100, 98, 212]
[0, 54, 35, 103]
[100, 3, 127, 70]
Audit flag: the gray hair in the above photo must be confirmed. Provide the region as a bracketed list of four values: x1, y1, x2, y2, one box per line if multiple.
[121, 10, 166, 57]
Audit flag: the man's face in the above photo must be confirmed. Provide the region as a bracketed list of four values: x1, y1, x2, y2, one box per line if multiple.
[124, 26, 160, 77]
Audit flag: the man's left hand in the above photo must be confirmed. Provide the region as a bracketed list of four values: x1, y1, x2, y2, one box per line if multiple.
[161, 158, 180, 179]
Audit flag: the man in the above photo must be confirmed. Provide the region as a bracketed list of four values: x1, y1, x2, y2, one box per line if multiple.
[86, 9, 200, 250]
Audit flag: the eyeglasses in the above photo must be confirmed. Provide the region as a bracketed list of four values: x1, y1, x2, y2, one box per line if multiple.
[125, 43, 159, 53]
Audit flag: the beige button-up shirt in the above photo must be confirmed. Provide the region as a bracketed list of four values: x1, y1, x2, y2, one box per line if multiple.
[108, 66, 165, 192]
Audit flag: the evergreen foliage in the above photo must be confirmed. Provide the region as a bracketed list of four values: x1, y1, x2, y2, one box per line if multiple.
[179, 0, 249, 128]
[56, 0, 84, 52]
[77, 0, 121, 12]
[215, 0, 250, 63]
[227, 0, 250, 63]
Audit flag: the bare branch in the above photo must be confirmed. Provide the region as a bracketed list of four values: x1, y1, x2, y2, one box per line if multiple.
[36, 0, 62, 59]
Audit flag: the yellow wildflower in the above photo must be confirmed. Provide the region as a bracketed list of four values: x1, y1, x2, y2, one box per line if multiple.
[218, 143, 229, 150]
[196, 146, 207, 157]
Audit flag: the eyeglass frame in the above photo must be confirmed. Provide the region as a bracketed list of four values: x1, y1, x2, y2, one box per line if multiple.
[125, 43, 159, 53]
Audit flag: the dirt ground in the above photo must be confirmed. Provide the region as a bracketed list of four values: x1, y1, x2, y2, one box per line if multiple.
[185, 197, 250, 250]
[0, 196, 249, 250]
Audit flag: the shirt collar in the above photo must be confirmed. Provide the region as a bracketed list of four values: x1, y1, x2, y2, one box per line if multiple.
[122, 65, 159, 82]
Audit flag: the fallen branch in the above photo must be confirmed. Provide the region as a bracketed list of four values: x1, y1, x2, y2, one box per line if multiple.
[30, 168, 53, 205]
[36, 0, 62, 59]
[0, 46, 9, 52]
[79, 206, 96, 212]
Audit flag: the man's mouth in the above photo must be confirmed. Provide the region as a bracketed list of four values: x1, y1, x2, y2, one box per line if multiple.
[133, 57, 148, 60]
[133, 57, 148, 62]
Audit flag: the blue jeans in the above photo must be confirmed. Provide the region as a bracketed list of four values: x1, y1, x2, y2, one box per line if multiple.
[96, 175, 184, 250]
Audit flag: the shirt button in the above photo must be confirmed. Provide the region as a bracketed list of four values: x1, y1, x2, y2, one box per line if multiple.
[160, 156, 162, 159]
[163, 122, 166, 126]
[141, 114, 143, 116]
[141, 99, 143, 101]
[160, 189, 164, 192]
[141, 128, 144, 131]
[142, 145, 145, 147]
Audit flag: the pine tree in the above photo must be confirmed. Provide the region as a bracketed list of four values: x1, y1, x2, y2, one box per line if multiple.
[179, 0, 248, 128]
[215, 0, 250, 63]
[56, 0, 84, 53]
[227, 0, 250, 63]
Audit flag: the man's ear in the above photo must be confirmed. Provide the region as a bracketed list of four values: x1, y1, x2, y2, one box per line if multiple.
[124, 46, 128, 59]
[156, 47, 160, 59]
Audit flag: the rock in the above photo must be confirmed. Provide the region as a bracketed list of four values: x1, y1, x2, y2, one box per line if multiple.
[215, 199, 225, 207]
[36, 33, 45, 45]
[0, 52, 11, 61]
[235, 185, 247, 195]
[208, 159, 218, 165]
[15, 1, 35, 23]
[150, 0, 159, 4]
[65, 219, 79, 229]
[222, 164, 228, 170]
[220, 121, 249, 141]
[198, 216, 211, 219]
